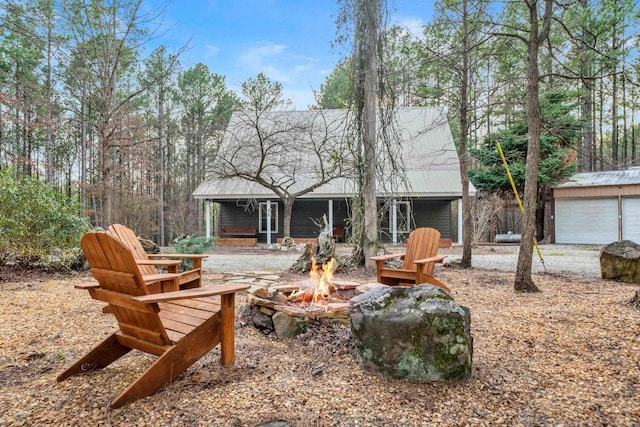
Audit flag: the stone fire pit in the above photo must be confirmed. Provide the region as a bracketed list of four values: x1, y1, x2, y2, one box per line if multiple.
[230, 271, 387, 338]
[244, 279, 389, 338]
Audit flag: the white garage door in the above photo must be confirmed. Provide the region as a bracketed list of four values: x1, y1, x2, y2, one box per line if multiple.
[555, 198, 618, 244]
[622, 197, 640, 243]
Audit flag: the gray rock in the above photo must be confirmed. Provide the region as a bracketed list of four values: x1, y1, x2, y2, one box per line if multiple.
[250, 305, 274, 333]
[348, 284, 472, 381]
[600, 240, 640, 283]
[273, 312, 308, 339]
[238, 303, 253, 320]
[139, 236, 160, 254]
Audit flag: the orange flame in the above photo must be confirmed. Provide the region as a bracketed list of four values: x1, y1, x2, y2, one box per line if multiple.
[313, 258, 333, 304]
[288, 257, 336, 307]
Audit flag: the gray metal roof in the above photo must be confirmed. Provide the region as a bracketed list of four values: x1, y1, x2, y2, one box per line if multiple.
[193, 107, 475, 200]
[555, 169, 640, 188]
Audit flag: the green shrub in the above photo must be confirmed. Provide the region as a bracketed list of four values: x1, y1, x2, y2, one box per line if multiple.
[0, 170, 91, 267]
[173, 235, 215, 270]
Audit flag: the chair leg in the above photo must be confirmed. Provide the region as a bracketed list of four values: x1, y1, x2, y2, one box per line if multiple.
[110, 315, 221, 409]
[421, 275, 450, 292]
[57, 333, 131, 382]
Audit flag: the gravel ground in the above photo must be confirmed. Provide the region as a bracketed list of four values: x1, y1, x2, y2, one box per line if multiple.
[446, 244, 603, 277]
[203, 243, 604, 278]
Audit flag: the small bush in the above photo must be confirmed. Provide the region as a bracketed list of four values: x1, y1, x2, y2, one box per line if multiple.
[0, 170, 91, 267]
[173, 235, 215, 270]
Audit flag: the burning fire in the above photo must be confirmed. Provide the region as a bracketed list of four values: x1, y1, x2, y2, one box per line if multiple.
[289, 257, 336, 307]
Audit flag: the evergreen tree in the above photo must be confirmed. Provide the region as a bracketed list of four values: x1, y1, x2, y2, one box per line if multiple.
[469, 89, 580, 241]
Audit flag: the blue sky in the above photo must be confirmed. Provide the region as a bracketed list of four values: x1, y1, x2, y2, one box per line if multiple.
[148, 1, 434, 109]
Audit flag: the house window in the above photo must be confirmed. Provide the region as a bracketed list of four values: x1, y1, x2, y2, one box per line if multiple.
[259, 202, 278, 233]
[390, 201, 411, 233]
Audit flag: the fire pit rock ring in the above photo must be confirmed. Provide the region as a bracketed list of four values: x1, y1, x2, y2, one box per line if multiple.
[242, 261, 390, 339]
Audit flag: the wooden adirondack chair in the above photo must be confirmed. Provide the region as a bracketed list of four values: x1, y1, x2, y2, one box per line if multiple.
[371, 227, 449, 291]
[57, 232, 249, 409]
[107, 223, 207, 290]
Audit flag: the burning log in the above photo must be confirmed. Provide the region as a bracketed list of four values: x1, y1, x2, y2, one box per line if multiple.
[290, 214, 336, 273]
[288, 288, 314, 304]
[288, 257, 337, 307]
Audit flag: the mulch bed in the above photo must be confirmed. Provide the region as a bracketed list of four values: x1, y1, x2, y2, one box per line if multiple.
[1, 265, 639, 426]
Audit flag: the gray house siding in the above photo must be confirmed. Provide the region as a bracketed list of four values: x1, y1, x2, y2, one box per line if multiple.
[378, 199, 452, 242]
[218, 199, 350, 243]
[289, 199, 350, 239]
[413, 200, 452, 238]
[218, 198, 451, 243]
[217, 203, 262, 234]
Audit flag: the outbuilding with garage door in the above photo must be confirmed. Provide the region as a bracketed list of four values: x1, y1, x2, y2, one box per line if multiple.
[552, 169, 640, 244]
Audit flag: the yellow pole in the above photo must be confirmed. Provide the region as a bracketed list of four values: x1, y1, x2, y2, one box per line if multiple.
[496, 142, 546, 271]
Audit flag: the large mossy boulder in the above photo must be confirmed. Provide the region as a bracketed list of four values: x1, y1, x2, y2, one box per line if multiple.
[600, 240, 640, 283]
[348, 284, 472, 381]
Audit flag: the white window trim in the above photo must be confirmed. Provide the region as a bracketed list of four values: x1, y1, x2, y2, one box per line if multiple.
[391, 201, 411, 233]
[258, 201, 278, 233]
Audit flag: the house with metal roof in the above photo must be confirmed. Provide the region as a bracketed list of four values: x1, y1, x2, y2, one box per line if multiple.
[552, 168, 640, 244]
[193, 107, 475, 245]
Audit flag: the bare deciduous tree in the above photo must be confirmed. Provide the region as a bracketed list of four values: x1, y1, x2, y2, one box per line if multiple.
[213, 74, 350, 238]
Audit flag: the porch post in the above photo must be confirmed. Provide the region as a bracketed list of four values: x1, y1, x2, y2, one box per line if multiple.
[328, 199, 334, 232]
[392, 200, 398, 244]
[205, 201, 211, 239]
[458, 198, 463, 245]
[266, 200, 272, 245]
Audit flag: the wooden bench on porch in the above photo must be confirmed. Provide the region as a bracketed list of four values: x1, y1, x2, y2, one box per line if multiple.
[220, 225, 258, 236]
[218, 225, 258, 246]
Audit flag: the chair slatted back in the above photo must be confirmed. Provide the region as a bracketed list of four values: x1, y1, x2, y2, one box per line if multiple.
[80, 232, 171, 347]
[107, 224, 157, 276]
[402, 227, 441, 276]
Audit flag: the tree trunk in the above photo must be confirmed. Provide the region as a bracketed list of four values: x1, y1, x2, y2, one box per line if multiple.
[632, 94, 636, 165]
[283, 197, 294, 238]
[80, 84, 87, 217]
[158, 85, 165, 246]
[622, 70, 627, 166]
[362, 0, 379, 273]
[598, 78, 604, 171]
[514, 0, 550, 293]
[610, 14, 618, 169]
[535, 190, 546, 242]
[459, 0, 472, 268]
[580, 0, 593, 172]
[45, 19, 54, 184]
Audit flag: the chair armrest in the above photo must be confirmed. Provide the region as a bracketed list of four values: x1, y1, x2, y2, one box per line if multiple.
[137, 259, 182, 267]
[370, 253, 405, 262]
[132, 283, 251, 303]
[413, 255, 447, 265]
[148, 254, 209, 260]
[142, 273, 181, 284]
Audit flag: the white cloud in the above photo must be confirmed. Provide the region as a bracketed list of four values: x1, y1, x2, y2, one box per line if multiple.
[260, 65, 293, 83]
[397, 16, 426, 38]
[237, 41, 316, 85]
[293, 64, 312, 73]
[283, 87, 317, 110]
[239, 42, 288, 70]
[232, 41, 339, 109]
[205, 44, 220, 56]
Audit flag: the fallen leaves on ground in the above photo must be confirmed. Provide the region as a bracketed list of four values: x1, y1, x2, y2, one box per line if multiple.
[0, 266, 639, 427]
